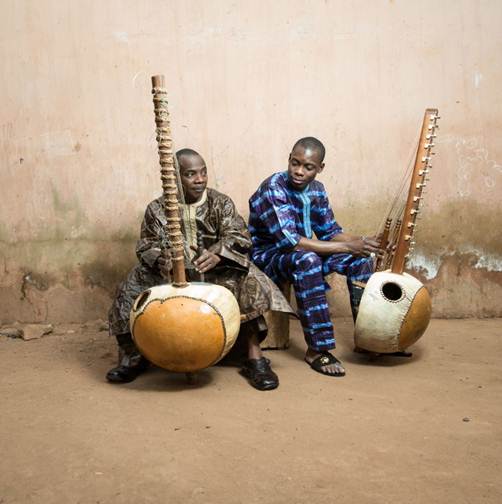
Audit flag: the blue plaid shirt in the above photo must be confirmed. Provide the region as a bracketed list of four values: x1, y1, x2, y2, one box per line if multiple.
[248, 171, 343, 265]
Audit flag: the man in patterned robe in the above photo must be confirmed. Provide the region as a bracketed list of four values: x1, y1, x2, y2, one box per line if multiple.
[249, 137, 380, 377]
[107, 148, 293, 390]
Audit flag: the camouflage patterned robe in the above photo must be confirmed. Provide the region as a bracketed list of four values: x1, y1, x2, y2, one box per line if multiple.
[109, 188, 294, 339]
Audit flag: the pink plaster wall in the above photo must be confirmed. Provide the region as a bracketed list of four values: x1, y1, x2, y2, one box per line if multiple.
[1, 0, 501, 323]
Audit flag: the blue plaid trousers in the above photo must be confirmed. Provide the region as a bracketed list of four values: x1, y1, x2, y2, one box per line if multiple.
[261, 251, 374, 351]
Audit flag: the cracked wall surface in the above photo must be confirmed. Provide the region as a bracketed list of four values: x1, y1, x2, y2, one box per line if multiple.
[1, 0, 502, 323]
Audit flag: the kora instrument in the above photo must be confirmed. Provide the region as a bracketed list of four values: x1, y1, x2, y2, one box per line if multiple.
[130, 75, 240, 372]
[354, 109, 439, 353]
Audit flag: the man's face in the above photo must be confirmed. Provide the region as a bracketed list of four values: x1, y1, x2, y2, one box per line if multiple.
[287, 146, 324, 190]
[179, 154, 208, 204]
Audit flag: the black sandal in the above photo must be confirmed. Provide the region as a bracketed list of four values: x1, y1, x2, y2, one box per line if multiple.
[305, 352, 346, 377]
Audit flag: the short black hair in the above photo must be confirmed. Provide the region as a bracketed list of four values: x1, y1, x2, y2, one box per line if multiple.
[176, 148, 200, 162]
[292, 137, 326, 162]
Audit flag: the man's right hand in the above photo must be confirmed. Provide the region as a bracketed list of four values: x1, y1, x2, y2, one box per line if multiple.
[346, 236, 381, 257]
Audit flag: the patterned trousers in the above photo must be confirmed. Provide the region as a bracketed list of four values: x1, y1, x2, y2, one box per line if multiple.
[261, 251, 374, 351]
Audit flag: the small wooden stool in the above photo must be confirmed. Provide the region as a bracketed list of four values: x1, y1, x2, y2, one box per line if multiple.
[260, 284, 292, 350]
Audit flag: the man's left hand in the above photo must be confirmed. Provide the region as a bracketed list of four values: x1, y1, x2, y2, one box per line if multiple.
[193, 249, 221, 273]
[371, 235, 395, 255]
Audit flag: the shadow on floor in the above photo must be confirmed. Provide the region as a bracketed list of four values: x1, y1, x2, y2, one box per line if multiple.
[70, 331, 218, 391]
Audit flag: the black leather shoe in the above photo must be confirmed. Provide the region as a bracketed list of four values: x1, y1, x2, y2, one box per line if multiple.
[106, 353, 149, 384]
[106, 364, 144, 383]
[240, 357, 279, 391]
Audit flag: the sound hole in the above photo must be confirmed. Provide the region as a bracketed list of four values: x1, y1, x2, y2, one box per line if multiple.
[381, 282, 403, 302]
[134, 290, 151, 311]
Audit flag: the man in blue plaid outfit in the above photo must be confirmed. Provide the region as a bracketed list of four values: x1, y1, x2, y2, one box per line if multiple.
[248, 137, 380, 376]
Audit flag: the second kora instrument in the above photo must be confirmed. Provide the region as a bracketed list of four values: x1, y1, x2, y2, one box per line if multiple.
[354, 109, 439, 353]
[129, 75, 241, 373]
[354, 271, 432, 353]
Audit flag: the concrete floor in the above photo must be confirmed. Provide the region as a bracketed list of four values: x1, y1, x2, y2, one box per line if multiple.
[1, 318, 501, 504]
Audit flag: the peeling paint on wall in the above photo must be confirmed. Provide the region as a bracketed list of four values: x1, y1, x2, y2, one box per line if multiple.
[407, 253, 442, 280]
[438, 135, 502, 198]
[40, 130, 76, 157]
[473, 71, 483, 89]
[472, 252, 502, 272]
[113, 31, 129, 43]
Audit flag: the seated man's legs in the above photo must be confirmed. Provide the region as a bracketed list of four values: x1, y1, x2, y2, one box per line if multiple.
[263, 250, 344, 376]
[321, 253, 374, 321]
[238, 316, 279, 391]
[210, 265, 291, 391]
[106, 332, 149, 383]
[106, 265, 163, 383]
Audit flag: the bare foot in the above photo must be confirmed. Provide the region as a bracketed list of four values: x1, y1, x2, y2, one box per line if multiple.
[305, 348, 345, 376]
